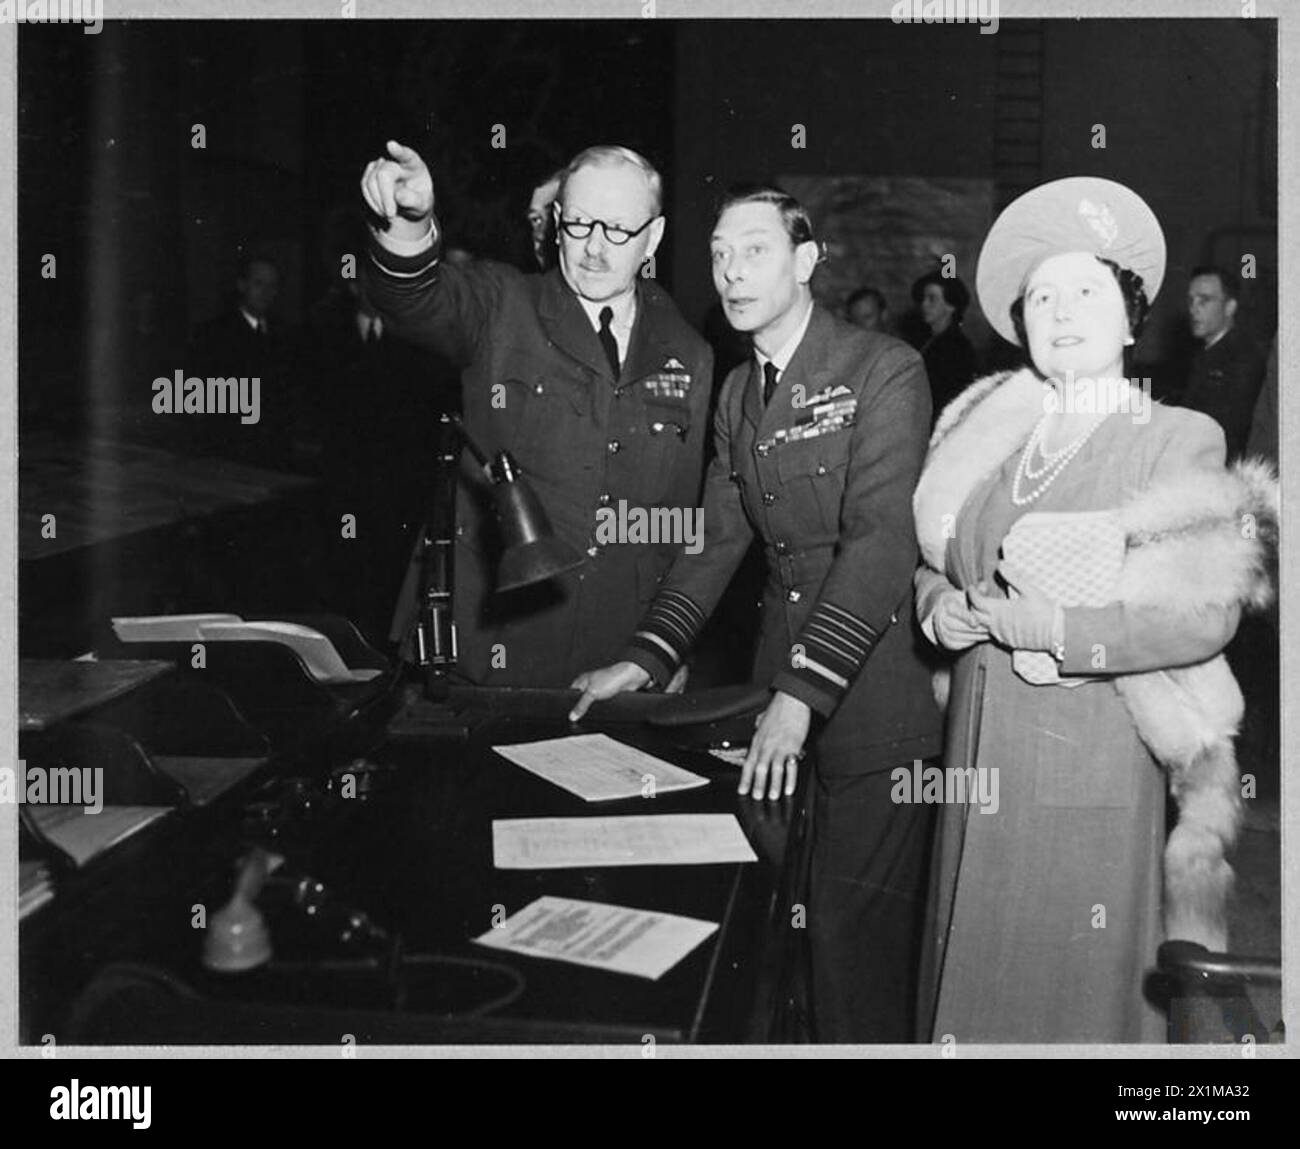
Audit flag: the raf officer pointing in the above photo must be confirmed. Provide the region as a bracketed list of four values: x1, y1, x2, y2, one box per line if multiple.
[571, 187, 943, 1041]
[361, 141, 711, 686]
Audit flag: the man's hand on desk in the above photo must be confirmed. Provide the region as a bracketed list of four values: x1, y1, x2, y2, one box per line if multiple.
[739, 691, 809, 801]
[568, 661, 652, 722]
[361, 139, 436, 243]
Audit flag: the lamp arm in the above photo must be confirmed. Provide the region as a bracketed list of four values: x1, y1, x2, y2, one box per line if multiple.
[443, 412, 490, 470]
[410, 414, 585, 700]
[414, 414, 463, 698]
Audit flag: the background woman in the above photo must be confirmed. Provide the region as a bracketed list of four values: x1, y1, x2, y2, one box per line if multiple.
[910, 270, 977, 421]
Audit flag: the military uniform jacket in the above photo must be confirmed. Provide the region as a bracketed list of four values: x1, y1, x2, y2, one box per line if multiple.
[1180, 326, 1267, 461]
[626, 305, 942, 774]
[365, 226, 713, 686]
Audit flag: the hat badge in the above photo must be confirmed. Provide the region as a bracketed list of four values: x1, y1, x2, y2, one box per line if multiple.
[1077, 198, 1119, 249]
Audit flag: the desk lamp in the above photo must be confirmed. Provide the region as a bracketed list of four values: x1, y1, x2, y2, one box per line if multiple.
[414, 413, 584, 699]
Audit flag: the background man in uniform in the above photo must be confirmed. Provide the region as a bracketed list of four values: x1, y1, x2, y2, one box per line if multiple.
[361, 140, 712, 686]
[570, 186, 942, 1042]
[1181, 264, 1267, 461]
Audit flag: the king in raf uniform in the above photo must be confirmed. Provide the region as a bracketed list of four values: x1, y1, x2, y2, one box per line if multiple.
[361, 141, 712, 686]
[571, 186, 944, 1042]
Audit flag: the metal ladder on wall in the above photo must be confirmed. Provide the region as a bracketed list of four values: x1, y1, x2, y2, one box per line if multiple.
[992, 20, 1045, 213]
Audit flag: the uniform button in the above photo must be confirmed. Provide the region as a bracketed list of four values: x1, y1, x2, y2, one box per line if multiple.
[586, 545, 599, 558]
[774, 541, 788, 555]
[728, 471, 739, 482]
[762, 491, 777, 505]
[891, 610, 899, 624]
[816, 463, 827, 476]
[607, 440, 621, 454]
[650, 422, 665, 435]
[534, 383, 544, 395]
[786, 589, 801, 603]
[598, 493, 611, 506]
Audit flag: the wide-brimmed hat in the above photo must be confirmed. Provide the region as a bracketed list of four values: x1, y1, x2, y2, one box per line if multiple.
[976, 176, 1165, 344]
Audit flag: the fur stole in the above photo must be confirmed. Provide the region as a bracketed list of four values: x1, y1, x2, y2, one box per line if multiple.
[914, 368, 1279, 951]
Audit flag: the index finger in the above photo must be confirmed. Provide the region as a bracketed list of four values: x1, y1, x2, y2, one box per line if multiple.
[568, 689, 597, 723]
[386, 139, 421, 168]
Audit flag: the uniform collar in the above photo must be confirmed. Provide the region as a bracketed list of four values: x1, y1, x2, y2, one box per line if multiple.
[1203, 324, 1232, 351]
[754, 298, 814, 375]
[575, 286, 637, 337]
[538, 271, 649, 382]
[743, 303, 837, 436]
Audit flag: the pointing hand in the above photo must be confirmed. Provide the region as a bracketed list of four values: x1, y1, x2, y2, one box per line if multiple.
[360, 139, 435, 226]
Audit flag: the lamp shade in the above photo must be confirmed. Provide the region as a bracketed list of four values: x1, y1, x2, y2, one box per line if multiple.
[489, 453, 586, 592]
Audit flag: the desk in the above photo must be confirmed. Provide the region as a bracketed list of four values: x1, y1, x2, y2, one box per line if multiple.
[36, 688, 802, 1046]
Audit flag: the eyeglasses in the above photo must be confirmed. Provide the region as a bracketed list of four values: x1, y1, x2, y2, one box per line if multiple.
[557, 214, 660, 246]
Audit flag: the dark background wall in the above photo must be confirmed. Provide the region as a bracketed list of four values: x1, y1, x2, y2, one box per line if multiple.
[671, 17, 1276, 367]
[671, 20, 998, 324]
[19, 16, 1276, 432]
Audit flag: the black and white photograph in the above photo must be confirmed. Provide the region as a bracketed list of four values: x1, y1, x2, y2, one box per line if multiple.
[5, 0, 1294, 1088]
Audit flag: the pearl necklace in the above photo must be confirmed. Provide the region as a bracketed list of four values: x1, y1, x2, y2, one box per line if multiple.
[1011, 412, 1109, 506]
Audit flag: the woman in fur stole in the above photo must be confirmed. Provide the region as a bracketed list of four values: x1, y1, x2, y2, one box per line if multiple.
[911, 177, 1277, 1043]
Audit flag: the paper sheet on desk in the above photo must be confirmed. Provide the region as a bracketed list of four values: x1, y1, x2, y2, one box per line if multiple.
[473, 895, 718, 980]
[492, 733, 708, 802]
[492, 814, 757, 870]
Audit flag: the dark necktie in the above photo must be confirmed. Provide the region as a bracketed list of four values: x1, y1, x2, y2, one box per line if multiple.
[762, 360, 780, 407]
[598, 306, 620, 378]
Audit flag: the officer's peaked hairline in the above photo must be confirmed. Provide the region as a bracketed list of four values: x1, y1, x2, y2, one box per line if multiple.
[713, 185, 819, 253]
[560, 145, 663, 213]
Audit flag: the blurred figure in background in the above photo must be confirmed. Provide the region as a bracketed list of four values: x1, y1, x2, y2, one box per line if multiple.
[527, 169, 564, 270]
[189, 251, 303, 468]
[910, 270, 977, 423]
[1180, 265, 1267, 462]
[845, 285, 889, 334]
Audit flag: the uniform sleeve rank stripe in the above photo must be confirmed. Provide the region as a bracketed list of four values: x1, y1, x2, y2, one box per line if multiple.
[817, 602, 879, 645]
[803, 621, 868, 663]
[632, 630, 681, 663]
[800, 629, 861, 672]
[659, 589, 707, 627]
[368, 249, 440, 279]
[794, 655, 850, 690]
[644, 614, 694, 650]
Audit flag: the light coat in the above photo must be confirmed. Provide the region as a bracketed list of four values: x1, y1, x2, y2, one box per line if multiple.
[911, 368, 1276, 1041]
